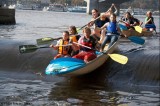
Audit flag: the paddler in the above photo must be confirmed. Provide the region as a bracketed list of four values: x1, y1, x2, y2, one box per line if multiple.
[68, 25, 80, 56]
[100, 13, 121, 51]
[72, 27, 97, 63]
[87, 4, 118, 44]
[68, 25, 80, 43]
[144, 11, 156, 32]
[50, 31, 71, 59]
[121, 12, 141, 29]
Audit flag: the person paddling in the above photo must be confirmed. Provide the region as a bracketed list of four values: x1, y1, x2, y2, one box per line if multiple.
[50, 31, 71, 59]
[100, 14, 121, 51]
[72, 27, 97, 63]
[68, 26, 80, 56]
[104, 3, 118, 17]
[144, 11, 156, 32]
[93, 12, 110, 44]
[68, 26, 80, 43]
[121, 12, 141, 29]
[87, 4, 118, 44]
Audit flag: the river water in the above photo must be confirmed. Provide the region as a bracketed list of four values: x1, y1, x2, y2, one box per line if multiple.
[0, 10, 159, 106]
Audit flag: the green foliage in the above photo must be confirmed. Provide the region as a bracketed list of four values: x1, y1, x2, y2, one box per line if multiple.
[120, 0, 159, 10]
[50, 0, 87, 6]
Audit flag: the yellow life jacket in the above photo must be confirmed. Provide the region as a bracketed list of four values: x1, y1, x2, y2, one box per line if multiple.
[58, 39, 70, 55]
[70, 35, 78, 43]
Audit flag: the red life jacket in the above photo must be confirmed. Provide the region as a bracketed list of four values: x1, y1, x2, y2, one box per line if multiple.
[79, 36, 94, 52]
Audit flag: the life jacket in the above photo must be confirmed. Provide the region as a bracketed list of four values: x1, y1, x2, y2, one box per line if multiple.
[122, 18, 135, 25]
[79, 36, 95, 52]
[58, 39, 70, 55]
[107, 22, 118, 34]
[69, 35, 78, 43]
[145, 17, 154, 24]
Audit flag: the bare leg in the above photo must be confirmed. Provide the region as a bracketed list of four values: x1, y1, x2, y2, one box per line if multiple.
[99, 29, 106, 44]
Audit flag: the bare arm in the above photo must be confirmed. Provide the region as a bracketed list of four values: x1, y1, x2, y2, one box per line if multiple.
[112, 4, 118, 15]
[145, 18, 152, 24]
[101, 23, 108, 30]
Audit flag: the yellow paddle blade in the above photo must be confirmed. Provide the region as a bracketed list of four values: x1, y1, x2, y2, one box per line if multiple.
[134, 26, 142, 33]
[108, 54, 128, 64]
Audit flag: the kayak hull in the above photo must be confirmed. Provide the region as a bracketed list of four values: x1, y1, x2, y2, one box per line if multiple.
[45, 38, 120, 77]
[119, 23, 153, 37]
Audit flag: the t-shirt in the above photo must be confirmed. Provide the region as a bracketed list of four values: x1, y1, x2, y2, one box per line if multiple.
[94, 17, 110, 28]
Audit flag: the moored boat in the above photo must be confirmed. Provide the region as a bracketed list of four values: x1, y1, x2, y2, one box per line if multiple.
[45, 37, 121, 77]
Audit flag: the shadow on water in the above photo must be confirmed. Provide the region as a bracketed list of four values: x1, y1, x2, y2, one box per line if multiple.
[47, 36, 160, 105]
[0, 36, 159, 105]
[48, 60, 121, 105]
[48, 54, 159, 105]
[0, 39, 56, 74]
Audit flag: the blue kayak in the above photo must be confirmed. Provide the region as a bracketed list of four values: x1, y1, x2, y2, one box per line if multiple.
[45, 57, 86, 75]
[119, 24, 145, 45]
[45, 38, 120, 76]
[119, 24, 128, 30]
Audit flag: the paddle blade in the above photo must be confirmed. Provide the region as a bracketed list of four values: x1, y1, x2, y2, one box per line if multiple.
[19, 45, 38, 54]
[36, 37, 62, 45]
[119, 24, 128, 30]
[108, 54, 128, 64]
[134, 26, 142, 33]
[128, 36, 145, 45]
[76, 28, 81, 33]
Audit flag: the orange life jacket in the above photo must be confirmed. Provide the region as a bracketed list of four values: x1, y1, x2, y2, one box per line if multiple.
[58, 39, 70, 55]
[70, 35, 78, 43]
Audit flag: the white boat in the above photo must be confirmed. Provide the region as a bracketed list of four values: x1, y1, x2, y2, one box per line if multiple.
[48, 4, 67, 12]
[68, 6, 86, 13]
[42, 6, 49, 11]
[45, 37, 121, 77]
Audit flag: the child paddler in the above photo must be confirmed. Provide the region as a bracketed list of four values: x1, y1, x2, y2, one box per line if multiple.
[87, 4, 118, 44]
[50, 31, 71, 59]
[72, 27, 97, 63]
[121, 12, 141, 29]
[69, 26, 80, 42]
[68, 26, 80, 56]
[145, 11, 156, 32]
[100, 13, 121, 51]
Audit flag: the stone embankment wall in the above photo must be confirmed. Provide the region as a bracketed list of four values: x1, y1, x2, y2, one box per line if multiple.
[0, 8, 16, 25]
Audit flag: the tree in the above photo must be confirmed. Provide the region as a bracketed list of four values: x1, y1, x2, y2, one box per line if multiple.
[120, 0, 159, 10]
[50, 0, 86, 6]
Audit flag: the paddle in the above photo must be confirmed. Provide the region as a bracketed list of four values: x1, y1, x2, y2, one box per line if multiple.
[134, 26, 143, 33]
[119, 24, 145, 45]
[36, 37, 62, 45]
[128, 36, 145, 45]
[19, 44, 72, 54]
[73, 42, 128, 64]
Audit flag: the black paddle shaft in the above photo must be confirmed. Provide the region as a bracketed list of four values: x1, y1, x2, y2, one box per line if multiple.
[19, 45, 50, 54]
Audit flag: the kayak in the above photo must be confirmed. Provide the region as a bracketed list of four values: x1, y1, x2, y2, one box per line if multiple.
[119, 24, 153, 37]
[45, 37, 120, 77]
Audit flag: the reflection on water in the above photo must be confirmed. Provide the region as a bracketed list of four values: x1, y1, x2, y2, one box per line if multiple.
[0, 10, 159, 105]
